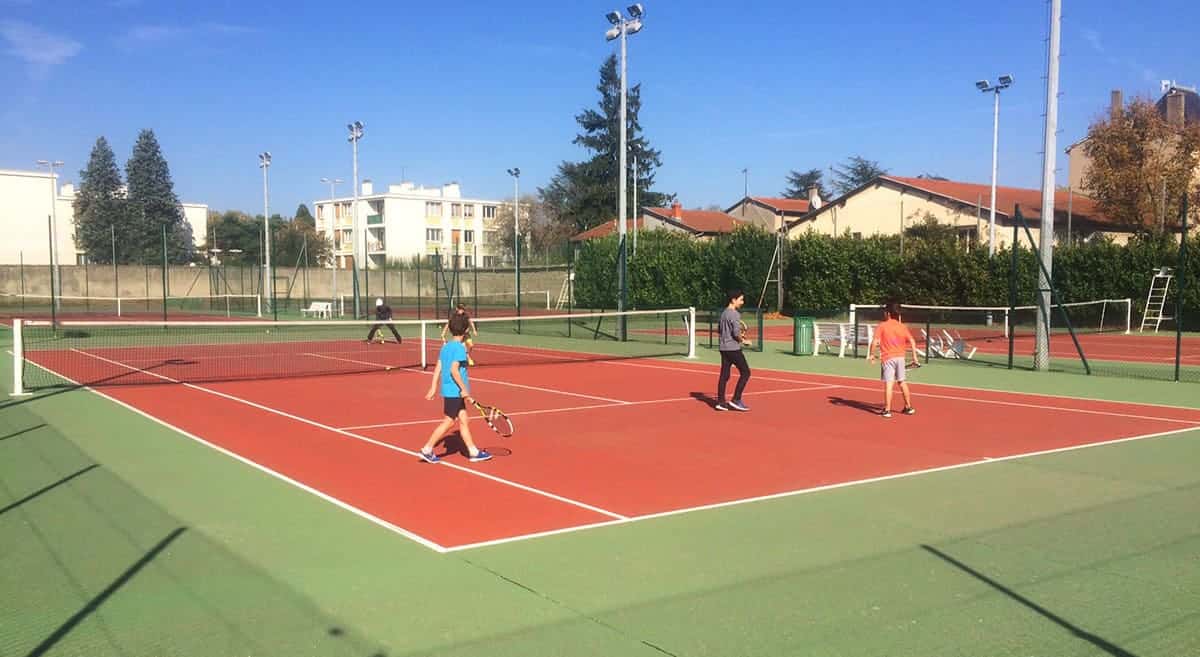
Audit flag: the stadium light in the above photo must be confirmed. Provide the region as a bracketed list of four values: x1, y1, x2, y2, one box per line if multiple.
[347, 121, 364, 317]
[35, 159, 65, 307]
[603, 4, 645, 339]
[258, 152, 272, 307]
[977, 74, 1014, 256]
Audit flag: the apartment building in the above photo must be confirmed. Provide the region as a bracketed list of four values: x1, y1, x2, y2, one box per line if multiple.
[313, 181, 511, 269]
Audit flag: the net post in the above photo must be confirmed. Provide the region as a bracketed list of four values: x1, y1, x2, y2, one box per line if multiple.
[1008, 216, 1018, 369]
[420, 321, 427, 370]
[687, 307, 697, 359]
[925, 317, 931, 363]
[11, 320, 31, 397]
[1123, 298, 1131, 334]
[255, 293, 262, 318]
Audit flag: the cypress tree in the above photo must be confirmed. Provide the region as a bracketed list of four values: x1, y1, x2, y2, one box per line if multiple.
[126, 129, 193, 263]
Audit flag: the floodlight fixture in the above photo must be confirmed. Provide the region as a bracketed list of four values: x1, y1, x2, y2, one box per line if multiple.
[507, 167, 520, 178]
[606, 26, 620, 40]
[976, 80, 990, 91]
[606, 10, 621, 24]
[626, 19, 643, 35]
[998, 74, 1014, 87]
[258, 152, 271, 167]
[627, 3, 644, 18]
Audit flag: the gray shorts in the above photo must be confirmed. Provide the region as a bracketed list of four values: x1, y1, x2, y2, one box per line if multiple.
[881, 357, 906, 383]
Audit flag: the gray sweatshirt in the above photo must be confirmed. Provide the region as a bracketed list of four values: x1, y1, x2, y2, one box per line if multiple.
[719, 307, 742, 351]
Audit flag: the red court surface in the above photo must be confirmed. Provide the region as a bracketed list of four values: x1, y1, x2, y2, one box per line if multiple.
[24, 340, 1200, 552]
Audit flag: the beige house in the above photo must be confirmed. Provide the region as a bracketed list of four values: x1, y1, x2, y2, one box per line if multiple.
[570, 202, 744, 242]
[724, 195, 814, 232]
[1066, 84, 1200, 197]
[785, 175, 1129, 247]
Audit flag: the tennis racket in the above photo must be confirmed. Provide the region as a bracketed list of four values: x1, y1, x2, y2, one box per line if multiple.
[470, 399, 514, 437]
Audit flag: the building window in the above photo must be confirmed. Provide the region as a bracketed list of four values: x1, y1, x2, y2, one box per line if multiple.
[428, 254, 441, 268]
[464, 255, 474, 268]
[482, 256, 497, 268]
[425, 228, 442, 242]
[425, 201, 442, 217]
[483, 230, 496, 244]
[464, 205, 475, 218]
[463, 230, 474, 243]
[483, 205, 497, 219]
[451, 203, 462, 217]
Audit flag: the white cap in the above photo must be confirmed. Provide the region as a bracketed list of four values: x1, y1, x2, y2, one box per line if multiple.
[375, 298, 383, 306]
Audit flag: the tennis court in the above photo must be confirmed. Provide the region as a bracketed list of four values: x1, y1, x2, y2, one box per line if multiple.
[12, 312, 1200, 552]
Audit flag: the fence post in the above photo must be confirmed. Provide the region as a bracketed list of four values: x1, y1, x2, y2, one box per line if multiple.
[48, 216, 57, 329]
[1176, 193, 1189, 382]
[161, 224, 169, 322]
[1008, 217, 1018, 369]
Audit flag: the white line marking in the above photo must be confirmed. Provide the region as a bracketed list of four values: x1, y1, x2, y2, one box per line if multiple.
[337, 384, 839, 431]
[306, 351, 632, 405]
[71, 349, 629, 522]
[13, 351, 449, 553]
[445, 424, 1200, 552]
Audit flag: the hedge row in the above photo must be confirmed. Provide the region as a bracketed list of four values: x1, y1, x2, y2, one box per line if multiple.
[573, 225, 1199, 324]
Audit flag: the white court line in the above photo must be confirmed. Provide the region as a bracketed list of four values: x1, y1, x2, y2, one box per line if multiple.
[70, 349, 629, 522]
[338, 384, 839, 431]
[444, 423, 1200, 552]
[8, 350, 449, 553]
[305, 351, 632, 405]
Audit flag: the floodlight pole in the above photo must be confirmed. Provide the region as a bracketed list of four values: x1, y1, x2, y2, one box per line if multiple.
[618, 18, 628, 337]
[1035, 0, 1062, 371]
[322, 176, 343, 310]
[976, 76, 1012, 256]
[989, 88, 1000, 256]
[36, 160, 64, 308]
[607, 5, 644, 339]
[508, 168, 521, 314]
[348, 121, 364, 318]
[259, 152, 272, 311]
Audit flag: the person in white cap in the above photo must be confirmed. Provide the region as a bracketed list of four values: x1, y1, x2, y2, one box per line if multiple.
[366, 298, 403, 344]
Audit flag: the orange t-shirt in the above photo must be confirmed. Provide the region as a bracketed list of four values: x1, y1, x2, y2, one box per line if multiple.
[875, 318, 913, 360]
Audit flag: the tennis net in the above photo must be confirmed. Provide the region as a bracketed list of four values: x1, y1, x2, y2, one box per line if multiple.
[11, 307, 696, 393]
[0, 293, 262, 319]
[851, 299, 1132, 342]
[336, 291, 551, 318]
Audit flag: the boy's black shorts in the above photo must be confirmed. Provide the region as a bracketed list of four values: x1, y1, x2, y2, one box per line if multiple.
[443, 397, 466, 419]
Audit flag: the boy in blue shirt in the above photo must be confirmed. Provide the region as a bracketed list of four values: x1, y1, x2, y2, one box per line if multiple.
[419, 313, 492, 463]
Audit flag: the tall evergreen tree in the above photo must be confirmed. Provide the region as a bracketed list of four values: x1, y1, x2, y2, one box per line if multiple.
[294, 203, 316, 229]
[782, 168, 829, 200]
[74, 137, 131, 263]
[125, 129, 193, 263]
[829, 156, 888, 196]
[540, 54, 672, 233]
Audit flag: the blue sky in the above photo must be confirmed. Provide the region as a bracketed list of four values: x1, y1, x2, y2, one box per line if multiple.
[2, 0, 1195, 217]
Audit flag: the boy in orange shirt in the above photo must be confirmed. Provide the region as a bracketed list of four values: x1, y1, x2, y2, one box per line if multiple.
[866, 301, 919, 418]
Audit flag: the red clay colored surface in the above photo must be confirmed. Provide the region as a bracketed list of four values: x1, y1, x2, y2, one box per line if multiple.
[24, 339, 1200, 549]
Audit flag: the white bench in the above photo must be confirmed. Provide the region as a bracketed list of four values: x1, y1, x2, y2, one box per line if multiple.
[300, 301, 334, 318]
[812, 322, 874, 357]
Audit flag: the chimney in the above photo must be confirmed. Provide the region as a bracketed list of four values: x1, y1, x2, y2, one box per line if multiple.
[807, 184, 823, 210]
[672, 200, 683, 220]
[361, 179, 373, 195]
[1166, 91, 1186, 128]
[1110, 89, 1123, 120]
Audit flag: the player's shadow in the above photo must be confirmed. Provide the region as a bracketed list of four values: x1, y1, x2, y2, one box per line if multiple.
[828, 396, 880, 415]
[688, 392, 722, 409]
[428, 433, 511, 460]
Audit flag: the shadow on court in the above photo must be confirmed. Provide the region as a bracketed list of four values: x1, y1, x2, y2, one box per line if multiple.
[921, 545, 1142, 657]
[827, 396, 881, 415]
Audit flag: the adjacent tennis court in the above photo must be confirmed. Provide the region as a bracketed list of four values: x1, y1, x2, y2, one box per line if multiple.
[12, 313, 1200, 551]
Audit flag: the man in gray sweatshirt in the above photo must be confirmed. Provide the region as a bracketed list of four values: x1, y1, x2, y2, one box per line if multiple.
[715, 289, 752, 411]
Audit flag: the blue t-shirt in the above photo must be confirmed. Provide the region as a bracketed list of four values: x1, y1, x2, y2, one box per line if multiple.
[439, 340, 469, 398]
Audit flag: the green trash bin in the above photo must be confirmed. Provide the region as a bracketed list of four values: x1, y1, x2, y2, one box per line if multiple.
[793, 316, 815, 355]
